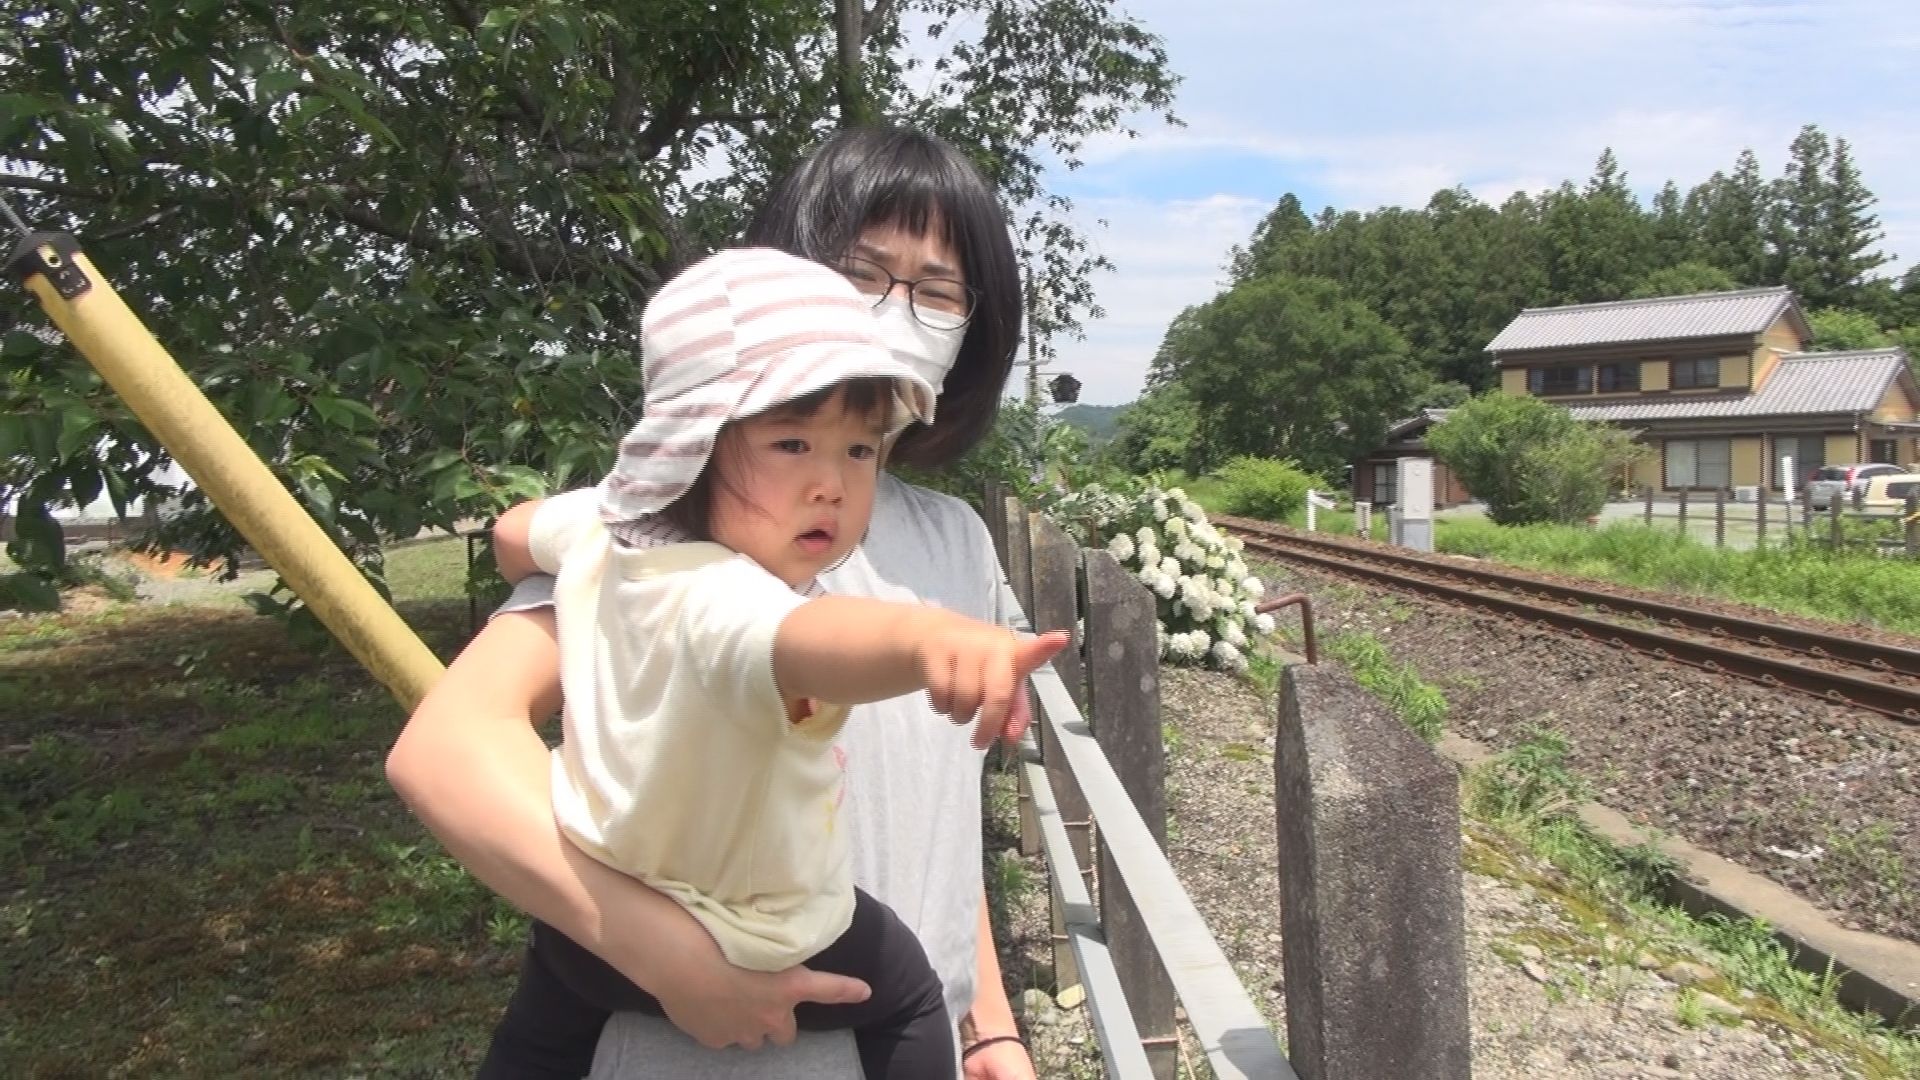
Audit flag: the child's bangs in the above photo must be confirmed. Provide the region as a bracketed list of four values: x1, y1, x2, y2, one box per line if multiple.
[764, 376, 896, 426]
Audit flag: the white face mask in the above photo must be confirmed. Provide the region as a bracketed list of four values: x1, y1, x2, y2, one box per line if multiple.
[871, 293, 966, 420]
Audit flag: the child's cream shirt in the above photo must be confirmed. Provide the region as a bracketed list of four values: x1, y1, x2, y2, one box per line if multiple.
[538, 514, 854, 972]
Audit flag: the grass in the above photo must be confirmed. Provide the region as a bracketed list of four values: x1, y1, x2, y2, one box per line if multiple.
[1322, 631, 1448, 742]
[1435, 518, 1920, 634]
[1, 537, 520, 1078]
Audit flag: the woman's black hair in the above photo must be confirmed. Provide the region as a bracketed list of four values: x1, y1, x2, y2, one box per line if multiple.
[744, 126, 1020, 470]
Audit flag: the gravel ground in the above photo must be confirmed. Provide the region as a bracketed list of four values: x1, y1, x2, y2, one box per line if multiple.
[1260, 557, 1919, 944]
[985, 664, 1873, 1078]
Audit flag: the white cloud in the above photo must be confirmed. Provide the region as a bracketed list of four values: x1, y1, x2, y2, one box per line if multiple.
[1045, 194, 1265, 406]
[1033, 0, 1917, 405]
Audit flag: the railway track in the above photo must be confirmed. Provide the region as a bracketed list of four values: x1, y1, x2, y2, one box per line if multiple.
[1216, 514, 1920, 726]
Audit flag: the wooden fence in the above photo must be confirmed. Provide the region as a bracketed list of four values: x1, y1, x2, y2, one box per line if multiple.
[983, 485, 1470, 1080]
[1633, 485, 1920, 553]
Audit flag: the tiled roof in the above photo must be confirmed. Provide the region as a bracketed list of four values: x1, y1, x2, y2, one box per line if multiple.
[1563, 349, 1908, 423]
[1383, 408, 1453, 440]
[1486, 286, 1805, 354]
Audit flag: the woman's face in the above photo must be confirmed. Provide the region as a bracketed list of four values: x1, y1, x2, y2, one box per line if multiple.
[839, 219, 971, 402]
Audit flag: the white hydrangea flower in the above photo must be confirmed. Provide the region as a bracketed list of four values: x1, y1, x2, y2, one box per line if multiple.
[1165, 516, 1188, 539]
[1219, 619, 1248, 647]
[1183, 500, 1206, 523]
[1241, 575, 1265, 599]
[1135, 525, 1155, 548]
[1206, 554, 1225, 571]
[1211, 639, 1246, 671]
[1159, 556, 1180, 578]
[1139, 543, 1161, 570]
[1152, 498, 1169, 521]
[1226, 535, 1245, 554]
[1174, 540, 1204, 565]
[1254, 612, 1276, 635]
[1107, 533, 1135, 561]
[1240, 599, 1258, 622]
[1165, 487, 1187, 501]
[1151, 572, 1178, 600]
[1226, 558, 1248, 580]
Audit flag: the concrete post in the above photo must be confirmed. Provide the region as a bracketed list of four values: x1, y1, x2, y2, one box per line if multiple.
[1274, 664, 1470, 1080]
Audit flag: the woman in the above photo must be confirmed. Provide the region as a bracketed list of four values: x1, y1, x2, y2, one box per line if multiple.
[387, 125, 1039, 1080]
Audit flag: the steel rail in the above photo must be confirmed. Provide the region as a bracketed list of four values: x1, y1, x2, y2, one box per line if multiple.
[1218, 518, 1920, 724]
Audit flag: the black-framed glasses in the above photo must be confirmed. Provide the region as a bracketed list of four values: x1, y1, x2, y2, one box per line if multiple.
[836, 256, 979, 330]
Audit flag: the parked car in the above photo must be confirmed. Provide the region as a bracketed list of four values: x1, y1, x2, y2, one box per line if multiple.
[1807, 463, 1906, 509]
[1855, 473, 1920, 512]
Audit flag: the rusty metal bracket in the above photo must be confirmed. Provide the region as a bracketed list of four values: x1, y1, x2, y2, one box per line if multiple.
[1257, 591, 1317, 664]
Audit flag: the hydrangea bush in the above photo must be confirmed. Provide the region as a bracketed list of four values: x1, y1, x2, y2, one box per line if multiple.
[1045, 480, 1274, 672]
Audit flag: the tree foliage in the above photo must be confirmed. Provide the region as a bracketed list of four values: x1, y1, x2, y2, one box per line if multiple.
[1146, 275, 1420, 478]
[0, 0, 1178, 585]
[1426, 393, 1645, 526]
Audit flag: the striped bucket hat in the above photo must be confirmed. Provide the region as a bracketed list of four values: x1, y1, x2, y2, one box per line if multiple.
[599, 247, 936, 524]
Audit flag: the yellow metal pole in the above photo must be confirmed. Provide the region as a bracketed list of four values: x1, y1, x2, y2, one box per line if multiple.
[9, 231, 444, 709]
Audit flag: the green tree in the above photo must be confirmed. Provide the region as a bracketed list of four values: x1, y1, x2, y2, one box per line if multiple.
[1540, 150, 1655, 303]
[1152, 274, 1420, 477]
[1426, 393, 1643, 525]
[1108, 381, 1200, 476]
[1690, 150, 1769, 285]
[0, 0, 1178, 587]
[1762, 124, 1887, 308]
[1629, 261, 1739, 299]
[1806, 308, 1893, 351]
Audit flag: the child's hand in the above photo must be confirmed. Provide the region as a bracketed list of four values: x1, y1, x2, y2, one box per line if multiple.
[916, 617, 1070, 749]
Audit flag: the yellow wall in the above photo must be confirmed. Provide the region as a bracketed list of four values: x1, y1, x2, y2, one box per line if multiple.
[1641, 358, 1669, 392]
[1501, 367, 1527, 395]
[1629, 451, 1661, 491]
[1730, 436, 1763, 487]
[1751, 315, 1805, 388]
[1872, 381, 1918, 423]
[1827, 433, 1860, 465]
[1717, 354, 1750, 389]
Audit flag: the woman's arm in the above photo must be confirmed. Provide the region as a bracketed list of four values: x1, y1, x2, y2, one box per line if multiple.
[961, 885, 1035, 1079]
[385, 607, 869, 1049]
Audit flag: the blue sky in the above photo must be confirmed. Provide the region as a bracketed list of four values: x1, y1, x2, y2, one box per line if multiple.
[1036, 0, 1919, 406]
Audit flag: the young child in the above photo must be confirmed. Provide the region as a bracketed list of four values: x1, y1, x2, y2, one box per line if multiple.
[476, 247, 1067, 1080]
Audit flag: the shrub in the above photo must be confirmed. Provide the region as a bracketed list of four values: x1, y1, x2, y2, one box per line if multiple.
[1211, 456, 1314, 522]
[1427, 393, 1644, 526]
[1045, 479, 1275, 672]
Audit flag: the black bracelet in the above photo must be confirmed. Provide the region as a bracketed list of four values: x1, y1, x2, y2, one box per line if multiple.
[961, 1034, 1025, 1061]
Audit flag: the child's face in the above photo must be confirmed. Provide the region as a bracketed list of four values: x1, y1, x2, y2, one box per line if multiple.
[708, 388, 887, 589]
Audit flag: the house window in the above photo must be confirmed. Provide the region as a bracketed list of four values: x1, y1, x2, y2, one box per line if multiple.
[1527, 365, 1591, 396]
[1595, 362, 1639, 392]
[1665, 438, 1731, 490]
[1671, 357, 1720, 389]
[1869, 439, 1898, 465]
[1372, 463, 1398, 507]
[1772, 435, 1826, 487]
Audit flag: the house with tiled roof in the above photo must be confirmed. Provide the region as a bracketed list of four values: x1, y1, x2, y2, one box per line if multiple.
[1487, 286, 1919, 493]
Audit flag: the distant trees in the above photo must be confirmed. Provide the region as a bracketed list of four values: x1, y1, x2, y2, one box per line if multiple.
[1116, 123, 1917, 485]
[1426, 394, 1646, 527]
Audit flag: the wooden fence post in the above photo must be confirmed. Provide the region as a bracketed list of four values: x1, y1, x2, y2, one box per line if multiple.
[1028, 513, 1093, 994]
[1801, 485, 1812, 531]
[1082, 551, 1177, 1079]
[1274, 664, 1471, 1080]
[1829, 497, 1844, 550]
[1906, 492, 1919, 558]
[1676, 487, 1688, 534]
[982, 481, 1009, 567]
[1003, 496, 1041, 859]
[1714, 488, 1727, 548]
[1756, 485, 1768, 548]
[1642, 484, 1653, 526]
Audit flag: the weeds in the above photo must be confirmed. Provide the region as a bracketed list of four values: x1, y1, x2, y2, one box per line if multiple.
[1323, 631, 1447, 741]
[1437, 518, 1920, 634]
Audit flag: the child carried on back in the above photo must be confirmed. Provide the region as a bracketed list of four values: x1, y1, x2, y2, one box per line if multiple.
[476, 247, 1067, 1079]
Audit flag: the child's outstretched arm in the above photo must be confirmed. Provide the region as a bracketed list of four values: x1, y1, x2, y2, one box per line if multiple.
[773, 598, 1068, 750]
[491, 499, 546, 584]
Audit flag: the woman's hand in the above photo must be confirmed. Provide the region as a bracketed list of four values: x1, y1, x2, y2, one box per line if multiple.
[655, 962, 872, 1050]
[962, 1036, 1036, 1080]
